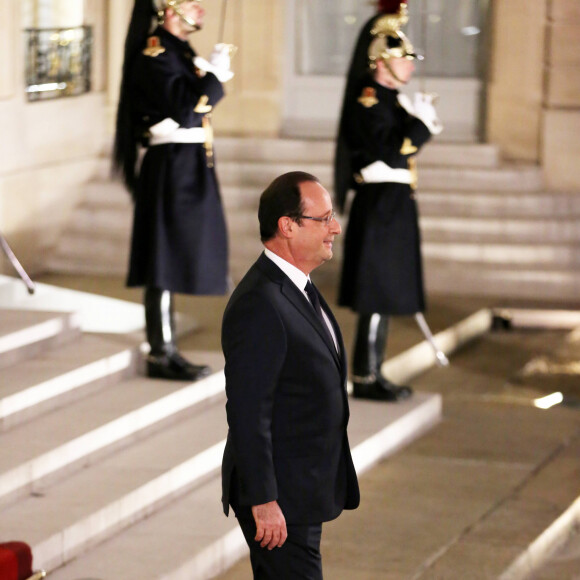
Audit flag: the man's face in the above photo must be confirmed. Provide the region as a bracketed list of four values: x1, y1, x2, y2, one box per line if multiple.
[175, 0, 205, 34]
[375, 56, 415, 87]
[387, 56, 415, 84]
[290, 181, 341, 274]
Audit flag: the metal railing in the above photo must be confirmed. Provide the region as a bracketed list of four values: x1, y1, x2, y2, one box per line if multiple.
[24, 25, 92, 101]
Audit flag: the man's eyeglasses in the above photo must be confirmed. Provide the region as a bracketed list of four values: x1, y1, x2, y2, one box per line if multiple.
[298, 211, 336, 226]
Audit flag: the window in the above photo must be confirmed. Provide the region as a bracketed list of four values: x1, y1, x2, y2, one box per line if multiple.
[23, 0, 91, 101]
[295, 0, 487, 79]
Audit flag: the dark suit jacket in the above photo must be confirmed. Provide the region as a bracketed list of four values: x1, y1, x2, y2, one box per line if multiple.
[221, 253, 360, 525]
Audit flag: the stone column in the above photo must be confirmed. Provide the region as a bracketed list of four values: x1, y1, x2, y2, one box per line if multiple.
[106, 0, 134, 131]
[53, 0, 83, 26]
[542, 0, 580, 190]
[0, 0, 18, 263]
[85, 0, 107, 93]
[486, 0, 548, 162]
[0, 0, 17, 100]
[206, 0, 285, 136]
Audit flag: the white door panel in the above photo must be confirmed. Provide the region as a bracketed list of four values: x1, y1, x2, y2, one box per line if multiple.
[283, 0, 487, 142]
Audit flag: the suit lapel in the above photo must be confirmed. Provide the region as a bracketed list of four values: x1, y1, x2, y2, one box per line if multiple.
[256, 254, 342, 369]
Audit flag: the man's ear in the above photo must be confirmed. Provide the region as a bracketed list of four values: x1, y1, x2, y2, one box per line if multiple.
[278, 216, 295, 239]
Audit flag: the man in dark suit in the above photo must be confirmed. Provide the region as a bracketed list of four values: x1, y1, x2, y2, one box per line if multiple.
[221, 172, 360, 579]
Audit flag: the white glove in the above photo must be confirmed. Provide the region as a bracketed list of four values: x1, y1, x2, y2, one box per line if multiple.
[397, 93, 415, 116]
[193, 44, 234, 83]
[413, 92, 443, 135]
[209, 43, 232, 71]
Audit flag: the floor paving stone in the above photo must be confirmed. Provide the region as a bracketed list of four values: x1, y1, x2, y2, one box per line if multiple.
[33, 273, 580, 579]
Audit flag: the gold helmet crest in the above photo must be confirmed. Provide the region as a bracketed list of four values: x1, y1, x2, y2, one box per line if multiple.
[368, 1, 420, 69]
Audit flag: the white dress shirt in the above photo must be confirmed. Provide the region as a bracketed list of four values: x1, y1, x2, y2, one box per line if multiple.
[264, 249, 339, 351]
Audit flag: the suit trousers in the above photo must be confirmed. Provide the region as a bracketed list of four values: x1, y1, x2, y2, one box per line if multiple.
[237, 517, 323, 580]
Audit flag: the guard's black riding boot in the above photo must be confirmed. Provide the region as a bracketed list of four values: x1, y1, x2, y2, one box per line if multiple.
[144, 287, 211, 381]
[352, 314, 412, 402]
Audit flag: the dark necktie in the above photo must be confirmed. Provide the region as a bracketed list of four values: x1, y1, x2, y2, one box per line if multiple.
[304, 281, 336, 349]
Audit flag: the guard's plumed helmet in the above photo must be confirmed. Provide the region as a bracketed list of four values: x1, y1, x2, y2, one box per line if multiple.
[369, 0, 420, 68]
[152, 0, 203, 9]
[153, 0, 204, 29]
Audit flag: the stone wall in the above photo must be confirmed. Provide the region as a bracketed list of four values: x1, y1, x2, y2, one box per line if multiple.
[487, 0, 580, 191]
[486, 0, 547, 162]
[543, 0, 580, 190]
[0, 0, 108, 275]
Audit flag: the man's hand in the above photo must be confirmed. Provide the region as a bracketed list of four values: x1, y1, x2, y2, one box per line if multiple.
[252, 501, 287, 550]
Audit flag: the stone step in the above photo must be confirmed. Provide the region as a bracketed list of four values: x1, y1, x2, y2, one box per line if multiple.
[83, 179, 131, 207]
[1, 289, 493, 579]
[73, 204, 133, 235]
[0, 275, 145, 334]
[49, 249, 263, 283]
[424, 260, 580, 302]
[43, 392, 441, 579]
[46, 234, 131, 276]
[0, 398, 229, 573]
[417, 190, 580, 218]
[227, 209, 580, 245]
[46, 136, 561, 302]
[420, 216, 580, 244]
[67, 203, 260, 240]
[0, 333, 138, 430]
[0, 310, 80, 371]
[215, 161, 544, 192]
[47, 227, 580, 300]
[49, 237, 580, 297]
[54, 193, 580, 253]
[81, 183, 578, 221]
[214, 137, 501, 168]
[47, 476, 245, 580]
[0, 362, 225, 507]
[45, 254, 127, 277]
[98, 138, 501, 174]
[83, 180, 261, 212]
[68, 204, 259, 238]
[422, 241, 580, 268]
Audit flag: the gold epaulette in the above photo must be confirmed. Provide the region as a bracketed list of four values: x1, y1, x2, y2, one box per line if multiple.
[358, 87, 378, 108]
[143, 36, 165, 57]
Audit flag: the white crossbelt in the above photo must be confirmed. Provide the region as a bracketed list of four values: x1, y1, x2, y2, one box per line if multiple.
[147, 118, 207, 145]
[356, 160, 412, 185]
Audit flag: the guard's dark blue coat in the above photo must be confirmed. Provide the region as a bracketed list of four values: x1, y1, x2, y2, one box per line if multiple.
[127, 27, 228, 295]
[337, 76, 432, 315]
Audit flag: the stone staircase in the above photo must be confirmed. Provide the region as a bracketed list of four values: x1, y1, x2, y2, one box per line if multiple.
[0, 275, 446, 579]
[46, 137, 580, 301]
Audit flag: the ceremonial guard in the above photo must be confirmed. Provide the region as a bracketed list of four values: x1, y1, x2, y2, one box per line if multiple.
[114, 0, 234, 381]
[335, 0, 443, 401]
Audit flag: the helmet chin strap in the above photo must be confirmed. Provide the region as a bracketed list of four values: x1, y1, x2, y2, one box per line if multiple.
[159, 2, 201, 31]
[383, 59, 406, 87]
[172, 4, 201, 31]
